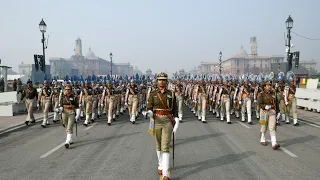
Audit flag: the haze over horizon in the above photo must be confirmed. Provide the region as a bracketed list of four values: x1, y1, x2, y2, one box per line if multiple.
[1, 0, 320, 75]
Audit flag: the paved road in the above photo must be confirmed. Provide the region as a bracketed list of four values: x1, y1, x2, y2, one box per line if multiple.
[1, 106, 320, 180]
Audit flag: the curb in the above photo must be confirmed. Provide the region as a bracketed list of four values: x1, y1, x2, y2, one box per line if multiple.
[0, 114, 54, 135]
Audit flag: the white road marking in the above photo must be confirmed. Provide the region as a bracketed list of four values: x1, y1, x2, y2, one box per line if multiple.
[40, 142, 65, 158]
[40, 122, 98, 158]
[266, 139, 298, 158]
[298, 120, 320, 128]
[84, 123, 98, 130]
[237, 121, 251, 129]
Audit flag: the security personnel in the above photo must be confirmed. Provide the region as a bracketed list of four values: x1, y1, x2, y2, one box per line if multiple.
[81, 81, 93, 126]
[102, 80, 114, 125]
[58, 85, 79, 148]
[38, 80, 52, 128]
[51, 82, 61, 123]
[174, 79, 183, 122]
[147, 72, 179, 180]
[91, 81, 99, 122]
[125, 79, 139, 124]
[19, 80, 38, 126]
[284, 71, 299, 126]
[219, 76, 231, 124]
[258, 79, 280, 150]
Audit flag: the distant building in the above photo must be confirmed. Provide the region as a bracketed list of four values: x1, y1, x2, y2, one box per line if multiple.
[49, 37, 134, 78]
[191, 37, 285, 75]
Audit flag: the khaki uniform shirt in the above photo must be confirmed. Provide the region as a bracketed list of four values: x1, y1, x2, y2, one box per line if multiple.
[147, 89, 178, 118]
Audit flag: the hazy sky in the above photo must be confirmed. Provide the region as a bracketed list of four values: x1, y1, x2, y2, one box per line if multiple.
[1, 0, 320, 75]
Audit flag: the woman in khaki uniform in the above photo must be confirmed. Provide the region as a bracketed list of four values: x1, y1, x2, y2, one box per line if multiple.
[147, 72, 179, 180]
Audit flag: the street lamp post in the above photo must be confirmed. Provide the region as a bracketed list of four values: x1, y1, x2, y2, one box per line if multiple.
[219, 51, 222, 74]
[286, 15, 293, 72]
[109, 52, 113, 77]
[39, 19, 47, 80]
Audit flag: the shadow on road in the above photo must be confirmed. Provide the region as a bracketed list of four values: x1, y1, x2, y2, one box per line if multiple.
[69, 132, 142, 149]
[173, 151, 256, 180]
[278, 135, 317, 147]
[175, 133, 225, 146]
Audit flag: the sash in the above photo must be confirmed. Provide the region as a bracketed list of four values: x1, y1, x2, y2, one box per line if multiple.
[156, 92, 175, 127]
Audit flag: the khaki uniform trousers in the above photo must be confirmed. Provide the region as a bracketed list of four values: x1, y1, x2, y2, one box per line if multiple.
[197, 94, 207, 117]
[105, 96, 114, 118]
[116, 95, 121, 115]
[286, 96, 297, 120]
[112, 95, 118, 118]
[154, 116, 173, 153]
[92, 95, 98, 114]
[53, 97, 59, 120]
[220, 95, 230, 118]
[260, 109, 276, 136]
[241, 97, 252, 115]
[97, 95, 103, 115]
[62, 108, 75, 134]
[84, 96, 93, 118]
[42, 97, 51, 121]
[128, 95, 138, 116]
[25, 98, 35, 121]
[176, 94, 183, 117]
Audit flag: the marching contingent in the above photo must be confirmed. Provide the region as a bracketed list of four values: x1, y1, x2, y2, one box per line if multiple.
[17, 70, 299, 180]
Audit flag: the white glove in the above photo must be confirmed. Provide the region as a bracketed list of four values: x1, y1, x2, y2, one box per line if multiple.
[125, 103, 128, 106]
[265, 105, 270, 110]
[254, 100, 257, 103]
[75, 108, 81, 121]
[37, 103, 39, 107]
[101, 104, 104, 107]
[59, 107, 64, 113]
[55, 108, 60, 113]
[147, 110, 153, 117]
[239, 101, 242, 105]
[285, 102, 288, 105]
[79, 104, 82, 107]
[173, 117, 179, 134]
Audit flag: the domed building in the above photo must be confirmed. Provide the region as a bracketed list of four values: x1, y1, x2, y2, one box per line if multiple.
[49, 37, 134, 78]
[86, 47, 96, 59]
[192, 37, 285, 75]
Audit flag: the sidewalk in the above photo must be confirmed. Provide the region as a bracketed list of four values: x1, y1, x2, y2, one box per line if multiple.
[0, 112, 54, 134]
[296, 108, 320, 126]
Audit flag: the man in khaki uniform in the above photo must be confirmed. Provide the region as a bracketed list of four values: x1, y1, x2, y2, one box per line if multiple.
[147, 72, 179, 180]
[258, 79, 280, 150]
[38, 80, 52, 128]
[19, 80, 38, 126]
